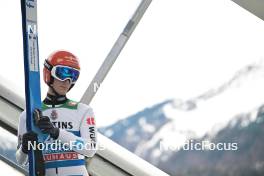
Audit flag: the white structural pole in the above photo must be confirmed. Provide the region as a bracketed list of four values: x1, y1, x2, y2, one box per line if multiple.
[81, 0, 152, 104]
[231, 0, 264, 20]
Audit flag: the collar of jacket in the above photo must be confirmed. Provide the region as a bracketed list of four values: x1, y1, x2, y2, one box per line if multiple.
[43, 93, 68, 106]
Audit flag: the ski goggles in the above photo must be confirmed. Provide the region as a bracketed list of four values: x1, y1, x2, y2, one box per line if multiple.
[51, 65, 80, 83]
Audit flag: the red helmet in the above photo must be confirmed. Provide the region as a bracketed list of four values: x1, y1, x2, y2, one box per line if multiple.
[43, 50, 80, 87]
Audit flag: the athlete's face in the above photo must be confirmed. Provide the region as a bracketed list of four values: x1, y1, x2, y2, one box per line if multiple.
[51, 78, 71, 95]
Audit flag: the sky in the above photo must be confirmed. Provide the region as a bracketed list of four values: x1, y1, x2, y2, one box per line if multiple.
[0, 0, 264, 128]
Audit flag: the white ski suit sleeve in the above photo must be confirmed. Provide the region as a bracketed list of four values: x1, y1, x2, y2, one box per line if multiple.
[57, 105, 97, 157]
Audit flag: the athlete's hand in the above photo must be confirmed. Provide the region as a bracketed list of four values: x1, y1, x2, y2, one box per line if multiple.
[22, 131, 38, 154]
[34, 109, 60, 140]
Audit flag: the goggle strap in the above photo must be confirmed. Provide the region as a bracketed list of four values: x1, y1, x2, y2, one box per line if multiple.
[44, 60, 53, 71]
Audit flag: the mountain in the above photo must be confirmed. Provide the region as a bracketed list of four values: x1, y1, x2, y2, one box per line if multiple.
[158, 105, 264, 176]
[99, 97, 264, 176]
[99, 61, 264, 175]
[99, 100, 173, 152]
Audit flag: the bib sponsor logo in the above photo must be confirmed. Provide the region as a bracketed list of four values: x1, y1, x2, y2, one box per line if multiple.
[89, 126, 96, 148]
[68, 101, 77, 106]
[89, 127, 96, 142]
[52, 121, 73, 129]
[50, 110, 58, 120]
[86, 117, 95, 125]
[44, 152, 78, 161]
